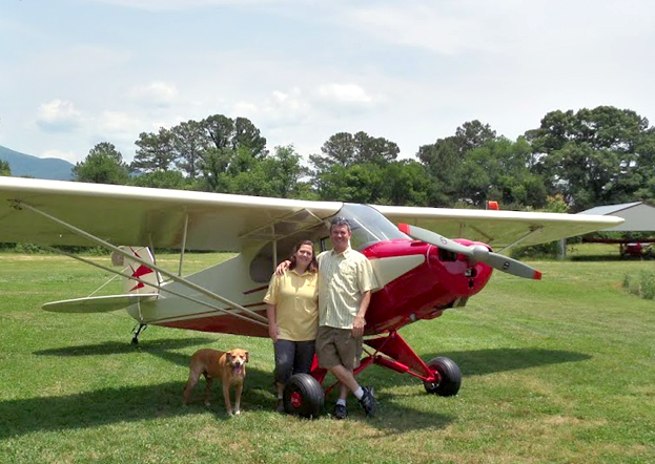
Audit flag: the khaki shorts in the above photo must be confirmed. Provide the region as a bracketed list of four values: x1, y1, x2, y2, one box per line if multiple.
[316, 326, 362, 370]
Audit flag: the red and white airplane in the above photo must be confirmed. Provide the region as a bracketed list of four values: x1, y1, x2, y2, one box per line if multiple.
[0, 176, 622, 417]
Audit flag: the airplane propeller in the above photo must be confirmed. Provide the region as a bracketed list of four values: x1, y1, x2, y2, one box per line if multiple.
[398, 223, 542, 280]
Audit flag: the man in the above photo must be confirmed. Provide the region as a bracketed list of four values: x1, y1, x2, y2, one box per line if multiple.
[317, 216, 378, 419]
[278, 216, 378, 418]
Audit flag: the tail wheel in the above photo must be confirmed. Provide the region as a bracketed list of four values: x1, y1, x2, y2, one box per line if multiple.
[283, 374, 324, 419]
[423, 356, 461, 396]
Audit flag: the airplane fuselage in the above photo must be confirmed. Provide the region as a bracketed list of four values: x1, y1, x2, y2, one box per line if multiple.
[152, 237, 494, 338]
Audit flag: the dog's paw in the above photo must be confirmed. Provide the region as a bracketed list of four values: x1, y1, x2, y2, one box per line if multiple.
[234, 409, 241, 416]
[204, 401, 211, 407]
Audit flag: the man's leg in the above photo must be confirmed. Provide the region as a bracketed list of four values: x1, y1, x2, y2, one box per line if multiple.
[328, 364, 377, 417]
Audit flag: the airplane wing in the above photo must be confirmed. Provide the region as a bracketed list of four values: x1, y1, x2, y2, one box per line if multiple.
[0, 177, 341, 250]
[374, 205, 624, 249]
[0, 177, 621, 251]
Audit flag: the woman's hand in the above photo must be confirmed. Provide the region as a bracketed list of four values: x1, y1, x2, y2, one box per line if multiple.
[268, 322, 279, 342]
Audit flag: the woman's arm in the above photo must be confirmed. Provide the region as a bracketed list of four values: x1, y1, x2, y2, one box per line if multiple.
[266, 303, 279, 342]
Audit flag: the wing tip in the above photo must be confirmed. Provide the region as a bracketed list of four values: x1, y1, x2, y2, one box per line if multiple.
[533, 270, 543, 280]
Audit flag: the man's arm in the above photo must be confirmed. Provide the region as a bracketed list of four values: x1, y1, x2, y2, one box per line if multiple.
[274, 260, 291, 276]
[351, 290, 371, 338]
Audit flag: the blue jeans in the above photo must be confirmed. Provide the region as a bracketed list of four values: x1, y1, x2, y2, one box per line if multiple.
[274, 339, 316, 384]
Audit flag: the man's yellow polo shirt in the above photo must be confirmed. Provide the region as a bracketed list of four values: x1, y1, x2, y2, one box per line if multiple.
[263, 269, 319, 341]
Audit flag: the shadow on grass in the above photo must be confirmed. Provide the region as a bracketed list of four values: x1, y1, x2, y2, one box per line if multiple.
[4, 338, 455, 438]
[0, 379, 272, 439]
[320, 388, 453, 435]
[10, 344, 573, 438]
[0, 365, 452, 439]
[366, 348, 591, 391]
[442, 347, 591, 377]
[34, 337, 217, 357]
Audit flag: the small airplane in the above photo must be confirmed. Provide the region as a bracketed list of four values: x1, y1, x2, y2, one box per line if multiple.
[0, 176, 622, 417]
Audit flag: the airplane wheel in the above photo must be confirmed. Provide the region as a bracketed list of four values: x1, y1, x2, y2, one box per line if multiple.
[423, 356, 461, 396]
[283, 374, 324, 419]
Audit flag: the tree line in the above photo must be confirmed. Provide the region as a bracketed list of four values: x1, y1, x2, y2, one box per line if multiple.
[62, 105, 655, 213]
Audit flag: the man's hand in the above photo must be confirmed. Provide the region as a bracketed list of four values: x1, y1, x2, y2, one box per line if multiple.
[352, 315, 365, 338]
[275, 260, 291, 276]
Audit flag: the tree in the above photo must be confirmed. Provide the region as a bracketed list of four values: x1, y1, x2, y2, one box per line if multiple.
[201, 114, 267, 157]
[418, 120, 497, 206]
[315, 163, 386, 203]
[458, 137, 547, 209]
[73, 142, 129, 184]
[170, 120, 209, 179]
[260, 145, 306, 198]
[130, 170, 188, 189]
[233, 117, 267, 157]
[132, 128, 175, 173]
[0, 160, 10, 176]
[379, 160, 430, 206]
[310, 131, 399, 172]
[526, 106, 652, 210]
[200, 145, 305, 197]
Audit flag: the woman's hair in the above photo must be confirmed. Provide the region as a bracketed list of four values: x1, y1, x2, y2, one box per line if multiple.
[288, 239, 318, 273]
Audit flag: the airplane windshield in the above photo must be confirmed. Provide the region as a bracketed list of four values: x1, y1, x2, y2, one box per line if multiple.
[334, 203, 409, 251]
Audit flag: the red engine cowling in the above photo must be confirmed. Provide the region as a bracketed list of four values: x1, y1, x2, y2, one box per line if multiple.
[361, 239, 494, 334]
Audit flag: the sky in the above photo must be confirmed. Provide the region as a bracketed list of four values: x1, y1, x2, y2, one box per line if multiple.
[1, 0, 654, 165]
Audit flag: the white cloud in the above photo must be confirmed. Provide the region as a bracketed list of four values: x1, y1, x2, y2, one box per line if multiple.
[36, 99, 82, 132]
[129, 81, 178, 107]
[233, 87, 312, 128]
[98, 111, 144, 135]
[344, 4, 480, 55]
[316, 83, 376, 105]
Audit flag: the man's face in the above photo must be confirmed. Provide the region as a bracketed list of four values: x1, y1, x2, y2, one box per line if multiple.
[330, 224, 351, 252]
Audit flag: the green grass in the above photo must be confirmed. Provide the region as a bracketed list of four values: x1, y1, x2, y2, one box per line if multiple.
[1, 251, 654, 464]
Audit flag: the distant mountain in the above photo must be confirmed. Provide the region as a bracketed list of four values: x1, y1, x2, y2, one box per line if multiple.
[0, 145, 74, 180]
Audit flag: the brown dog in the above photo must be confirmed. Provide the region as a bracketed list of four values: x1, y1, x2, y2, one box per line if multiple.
[183, 348, 249, 416]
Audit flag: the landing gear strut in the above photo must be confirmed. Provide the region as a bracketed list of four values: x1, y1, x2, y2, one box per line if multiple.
[131, 323, 148, 345]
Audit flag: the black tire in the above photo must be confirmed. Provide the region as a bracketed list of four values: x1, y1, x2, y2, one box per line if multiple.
[283, 374, 324, 419]
[423, 356, 462, 396]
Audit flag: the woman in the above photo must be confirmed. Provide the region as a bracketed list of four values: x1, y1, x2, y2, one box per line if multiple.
[264, 240, 319, 412]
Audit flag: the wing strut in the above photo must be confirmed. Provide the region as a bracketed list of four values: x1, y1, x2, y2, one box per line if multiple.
[46, 246, 267, 326]
[178, 212, 189, 277]
[14, 200, 268, 325]
[495, 226, 544, 253]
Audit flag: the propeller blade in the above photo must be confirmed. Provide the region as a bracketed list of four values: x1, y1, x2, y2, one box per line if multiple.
[398, 223, 542, 280]
[398, 223, 474, 256]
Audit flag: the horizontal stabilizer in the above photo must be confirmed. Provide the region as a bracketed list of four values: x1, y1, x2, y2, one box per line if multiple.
[43, 294, 159, 313]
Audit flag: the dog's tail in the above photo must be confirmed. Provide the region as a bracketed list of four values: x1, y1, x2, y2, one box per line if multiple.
[111, 246, 162, 295]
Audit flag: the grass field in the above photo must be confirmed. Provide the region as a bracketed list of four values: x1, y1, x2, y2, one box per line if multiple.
[0, 250, 653, 464]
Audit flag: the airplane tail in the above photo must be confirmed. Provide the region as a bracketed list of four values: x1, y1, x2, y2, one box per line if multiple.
[112, 246, 162, 295]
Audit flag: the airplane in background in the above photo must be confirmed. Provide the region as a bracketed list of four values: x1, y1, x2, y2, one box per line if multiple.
[0, 176, 622, 417]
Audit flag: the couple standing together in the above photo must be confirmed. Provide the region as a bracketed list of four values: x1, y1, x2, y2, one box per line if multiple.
[263, 216, 378, 419]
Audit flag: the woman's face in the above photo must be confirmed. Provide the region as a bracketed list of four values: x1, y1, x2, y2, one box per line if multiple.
[294, 243, 314, 268]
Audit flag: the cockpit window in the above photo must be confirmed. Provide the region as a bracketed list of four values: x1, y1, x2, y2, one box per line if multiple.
[335, 204, 409, 251]
[249, 203, 409, 282]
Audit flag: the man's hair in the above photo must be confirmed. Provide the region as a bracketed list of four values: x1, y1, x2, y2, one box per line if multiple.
[329, 216, 351, 232]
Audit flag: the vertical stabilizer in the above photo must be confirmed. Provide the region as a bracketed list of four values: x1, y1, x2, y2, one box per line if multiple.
[112, 246, 161, 295]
